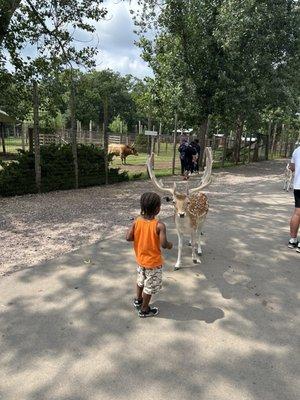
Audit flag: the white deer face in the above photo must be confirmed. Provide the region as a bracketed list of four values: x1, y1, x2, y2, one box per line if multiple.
[170, 183, 190, 218]
[173, 193, 190, 218]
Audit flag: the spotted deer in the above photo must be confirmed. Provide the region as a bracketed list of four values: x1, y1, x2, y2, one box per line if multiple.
[147, 147, 213, 270]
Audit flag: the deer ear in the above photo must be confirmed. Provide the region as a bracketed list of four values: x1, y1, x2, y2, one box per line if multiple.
[173, 182, 177, 194]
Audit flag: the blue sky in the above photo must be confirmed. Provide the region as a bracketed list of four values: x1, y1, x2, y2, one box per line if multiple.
[92, 0, 153, 78]
[11, 0, 153, 79]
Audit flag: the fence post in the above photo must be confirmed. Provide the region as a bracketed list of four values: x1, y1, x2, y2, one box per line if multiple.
[248, 134, 252, 163]
[221, 136, 227, 167]
[157, 122, 162, 156]
[172, 112, 178, 175]
[33, 81, 41, 192]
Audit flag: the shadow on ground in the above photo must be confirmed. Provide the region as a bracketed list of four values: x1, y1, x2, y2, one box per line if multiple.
[0, 159, 299, 400]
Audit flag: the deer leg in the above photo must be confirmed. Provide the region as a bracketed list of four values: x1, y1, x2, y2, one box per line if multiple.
[197, 219, 206, 255]
[191, 230, 201, 264]
[174, 232, 183, 270]
[197, 229, 203, 256]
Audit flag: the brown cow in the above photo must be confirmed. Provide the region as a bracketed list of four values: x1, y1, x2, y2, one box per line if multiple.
[108, 144, 138, 165]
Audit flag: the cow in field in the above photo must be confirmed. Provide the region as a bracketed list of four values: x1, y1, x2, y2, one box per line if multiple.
[108, 144, 138, 165]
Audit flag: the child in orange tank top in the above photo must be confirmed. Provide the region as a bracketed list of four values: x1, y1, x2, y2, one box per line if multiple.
[126, 192, 173, 317]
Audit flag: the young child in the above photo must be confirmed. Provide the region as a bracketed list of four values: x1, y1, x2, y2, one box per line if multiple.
[126, 192, 173, 317]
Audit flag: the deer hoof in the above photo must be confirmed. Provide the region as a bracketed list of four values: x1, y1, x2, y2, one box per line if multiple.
[197, 250, 203, 256]
[193, 258, 201, 264]
[174, 263, 181, 270]
[188, 241, 192, 247]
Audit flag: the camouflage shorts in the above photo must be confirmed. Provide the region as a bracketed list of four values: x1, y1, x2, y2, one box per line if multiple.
[137, 266, 162, 295]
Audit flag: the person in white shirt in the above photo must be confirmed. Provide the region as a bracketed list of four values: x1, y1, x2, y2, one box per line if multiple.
[288, 146, 300, 252]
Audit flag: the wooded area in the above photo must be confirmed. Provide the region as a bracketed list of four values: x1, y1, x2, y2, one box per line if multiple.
[0, 1, 299, 196]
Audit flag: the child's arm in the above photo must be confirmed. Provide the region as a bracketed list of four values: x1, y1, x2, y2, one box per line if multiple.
[157, 221, 173, 249]
[126, 221, 135, 242]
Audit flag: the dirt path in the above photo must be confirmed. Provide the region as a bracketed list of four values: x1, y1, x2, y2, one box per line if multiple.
[0, 158, 299, 400]
[0, 159, 292, 276]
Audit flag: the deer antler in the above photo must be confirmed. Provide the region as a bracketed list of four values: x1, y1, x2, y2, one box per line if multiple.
[147, 153, 174, 195]
[190, 147, 213, 194]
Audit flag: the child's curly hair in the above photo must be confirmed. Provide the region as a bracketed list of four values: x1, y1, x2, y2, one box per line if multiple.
[140, 192, 161, 217]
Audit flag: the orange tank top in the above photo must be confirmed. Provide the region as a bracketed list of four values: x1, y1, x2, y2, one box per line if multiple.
[134, 217, 163, 268]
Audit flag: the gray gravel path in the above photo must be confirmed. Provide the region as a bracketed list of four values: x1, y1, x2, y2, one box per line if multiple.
[0, 160, 291, 276]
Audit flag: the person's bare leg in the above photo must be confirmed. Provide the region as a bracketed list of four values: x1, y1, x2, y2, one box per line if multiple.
[290, 208, 300, 238]
[136, 285, 143, 301]
[141, 293, 151, 312]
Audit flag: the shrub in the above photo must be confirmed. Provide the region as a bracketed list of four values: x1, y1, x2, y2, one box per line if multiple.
[134, 133, 148, 153]
[0, 144, 129, 197]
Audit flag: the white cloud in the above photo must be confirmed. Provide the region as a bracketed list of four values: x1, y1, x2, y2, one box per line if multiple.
[93, 0, 153, 78]
[6, 0, 153, 78]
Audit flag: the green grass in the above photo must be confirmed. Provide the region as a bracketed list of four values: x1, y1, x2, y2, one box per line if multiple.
[1, 139, 287, 187]
[2, 137, 28, 154]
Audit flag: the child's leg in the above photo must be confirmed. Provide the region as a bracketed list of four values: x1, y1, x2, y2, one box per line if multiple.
[141, 293, 151, 312]
[136, 284, 143, 301]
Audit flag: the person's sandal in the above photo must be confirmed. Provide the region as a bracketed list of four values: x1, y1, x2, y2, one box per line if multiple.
[133, 298, 143, 309]
[138, 306, 159, 318]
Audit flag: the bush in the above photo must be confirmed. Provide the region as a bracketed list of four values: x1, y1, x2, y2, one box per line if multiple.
[0, 144, 129, 197]
[134, 133, 148, 153]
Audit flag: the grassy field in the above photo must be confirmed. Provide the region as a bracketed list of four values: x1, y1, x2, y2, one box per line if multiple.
[2, 137, 28, 154]
[0, 137, 283, 181]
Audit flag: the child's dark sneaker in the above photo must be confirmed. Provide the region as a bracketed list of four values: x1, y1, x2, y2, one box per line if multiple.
[138, 306, 159, 318]
[288, 239, 299, 249]
[133, 299, 143, 309]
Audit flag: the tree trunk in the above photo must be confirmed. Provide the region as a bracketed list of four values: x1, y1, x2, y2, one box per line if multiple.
[33, 81, 41, 192]
[21, 121, 26, 150]
[234, 116, 244, 164]
[280, 124, 285, 157]
[271, 122, 278, 155]
[103, 97, 109, 185]
[198, 119, 208, 168]
[0, 0, 21, 45]
[70, 77, 78, 189]
[172, 112, 178, 175]
[265, 121, 272, 160]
